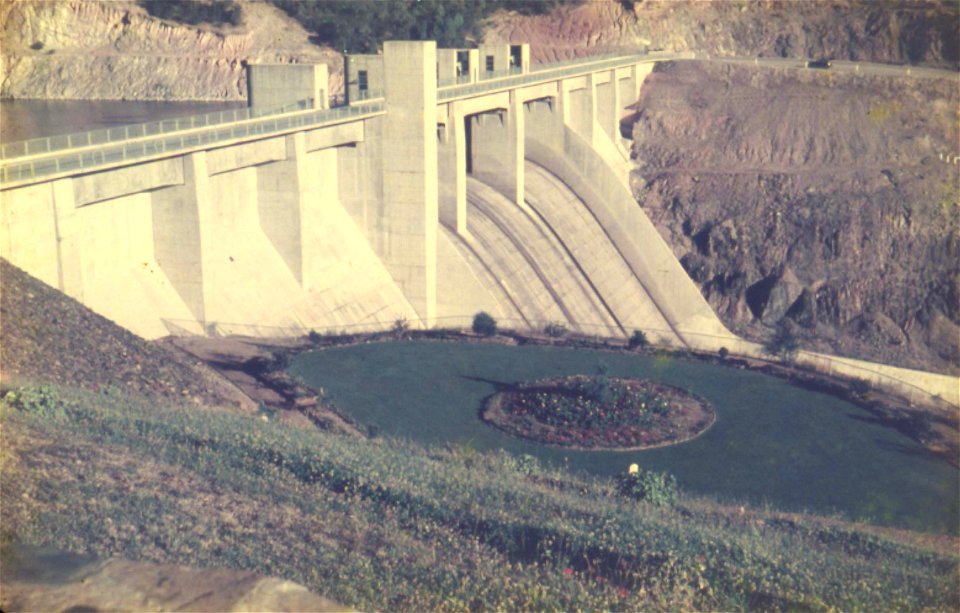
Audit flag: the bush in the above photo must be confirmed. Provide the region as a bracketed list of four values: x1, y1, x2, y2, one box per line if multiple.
[628, 329, 649, 349]
[718, 347, 729, 360]
[764, 320, 801, 361]
[391, 317, 410, 337]
[3, 385, 64, 419]
[616, 468, 678, 506]
[307, 330, 322, 344]
[472, 312, 497, 336]
[543, 322, 568, 338]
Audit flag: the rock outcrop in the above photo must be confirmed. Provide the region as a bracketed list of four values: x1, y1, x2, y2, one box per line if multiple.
[487, 0, 959, 69]
[0, 0, 342, 100]
[628, 60, 959, 375]
[1, 545, 345, 612]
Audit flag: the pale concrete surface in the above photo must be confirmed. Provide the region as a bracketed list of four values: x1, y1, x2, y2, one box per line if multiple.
[436, 225, 518, 327]
[469, 177, 618, 332]
[1, 546, 345, 612]
[524, 162, 679, 344]
[247, 63, 328, 110]
[524, 121, 740, 351]
[381, 41, 439, 324]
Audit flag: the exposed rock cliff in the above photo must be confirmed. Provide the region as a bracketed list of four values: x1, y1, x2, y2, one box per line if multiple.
[487, 0, 959, 69]
[0, 0, 341, 100]
[628, 61, 959, 374]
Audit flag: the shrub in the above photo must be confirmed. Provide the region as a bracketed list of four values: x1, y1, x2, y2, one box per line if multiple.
[616, 468, 678, 506]
[763, 320, 801, 361]
[850, 378, 872, 398]
[2, 385, 64, 419]
[391, 317, 410, 336]
[307, 329, 322, 344]
[472, 312, 497, 336]
[718, 347, 729, 360]
[628, 329, 649, 349]
[543, 322, 568, 338]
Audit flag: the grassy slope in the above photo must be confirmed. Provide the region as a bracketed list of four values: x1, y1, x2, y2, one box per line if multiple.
[3, 386, 957, 611]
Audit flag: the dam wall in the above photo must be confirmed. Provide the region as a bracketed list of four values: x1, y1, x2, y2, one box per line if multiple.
[2, 42, 956, 405]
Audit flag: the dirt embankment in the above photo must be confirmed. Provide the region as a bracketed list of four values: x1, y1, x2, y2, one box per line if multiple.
[487, 0, 959, 69]
[626, 61, 959, 375]
[0, 0, 341, 101]
[0, 259, 251, 409]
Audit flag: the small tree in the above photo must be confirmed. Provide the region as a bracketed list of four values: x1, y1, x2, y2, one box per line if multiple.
[391, 317, 410, 337]
[764, 320, 801, 362]
[628, 329, 649, 350]
[543, 322, 568, 338]
[472, 311, 497, 336]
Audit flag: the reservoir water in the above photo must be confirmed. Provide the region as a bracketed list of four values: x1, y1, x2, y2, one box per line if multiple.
[0, 98, 246, 143]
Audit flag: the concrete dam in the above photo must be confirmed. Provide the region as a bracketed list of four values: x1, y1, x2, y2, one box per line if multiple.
[0, 43, 727, 345]
[1, 41, 957, 403]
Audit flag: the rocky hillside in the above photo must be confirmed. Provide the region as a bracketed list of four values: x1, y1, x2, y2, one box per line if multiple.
[3, 0, 957, 102]
[487, 0, 959, 69]
[0, 0, 340, 100]
[0, 259, 251, 408]
[627, 61, 958, 374]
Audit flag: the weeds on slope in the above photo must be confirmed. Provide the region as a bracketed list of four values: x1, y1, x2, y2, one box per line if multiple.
[2, 386, 957, 611]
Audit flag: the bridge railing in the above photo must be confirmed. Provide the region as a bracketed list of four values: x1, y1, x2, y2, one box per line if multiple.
[0, 98, 318, 161]
[438, 51, 649, 101]
[1, 100, 385, 184]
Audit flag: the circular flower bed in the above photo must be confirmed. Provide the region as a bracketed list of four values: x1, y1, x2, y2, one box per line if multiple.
[481, 375, 716, 450]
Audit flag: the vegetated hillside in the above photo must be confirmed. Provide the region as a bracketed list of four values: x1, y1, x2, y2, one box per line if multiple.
[2, 384, 957, 611]
[487, 0, 959, 69]
[0, 259, 250, 408]
[627, 61, 959, 374]
[0, 0, 340, 100]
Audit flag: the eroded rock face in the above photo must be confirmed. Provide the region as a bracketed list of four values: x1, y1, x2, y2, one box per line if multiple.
[0, 0, 342, 100]
[1, 545, 345, 612]
[629, 61, 959, 375]
[486, 0, 959, 69]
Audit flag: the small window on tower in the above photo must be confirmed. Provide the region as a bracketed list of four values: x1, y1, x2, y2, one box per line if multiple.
[485, 56, 494, 72]
[358, 70, 368, 91]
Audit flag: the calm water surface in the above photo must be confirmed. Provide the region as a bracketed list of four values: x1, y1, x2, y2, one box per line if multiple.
[1, 98, 245, 142]
[291, 341, 959, 534]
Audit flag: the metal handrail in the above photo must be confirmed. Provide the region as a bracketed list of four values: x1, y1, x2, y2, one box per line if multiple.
[438, 52, 649, 101]
[1, 101, 385, 184]
[1, 98, 316, 161]
[1, 51, 647, 164]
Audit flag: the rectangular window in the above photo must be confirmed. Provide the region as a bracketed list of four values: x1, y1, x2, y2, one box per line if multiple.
[485, 55, 494, 72]
[358, 70, 368, 91]
[510, 45, 522, 69]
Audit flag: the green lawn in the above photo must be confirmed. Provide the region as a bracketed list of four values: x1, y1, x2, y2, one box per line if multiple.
[3, 383, 958, 611]
[291, 341, 958, 534]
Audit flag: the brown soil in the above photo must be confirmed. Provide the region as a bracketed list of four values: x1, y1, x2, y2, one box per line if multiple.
[481, 375, 716, 451]
[627, 60, 959, 376]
